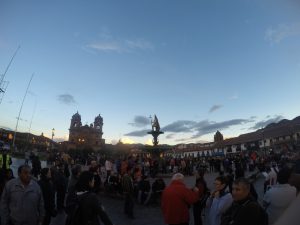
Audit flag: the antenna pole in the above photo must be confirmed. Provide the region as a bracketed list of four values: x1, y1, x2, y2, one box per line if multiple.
[12, 73, 34, 148]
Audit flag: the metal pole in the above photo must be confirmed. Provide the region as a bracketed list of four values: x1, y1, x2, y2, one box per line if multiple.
[12, 73, 34, 148]
[0, 45, 21, 86]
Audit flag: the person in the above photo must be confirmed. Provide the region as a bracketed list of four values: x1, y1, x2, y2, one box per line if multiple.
[205, 176, 233, 225]
[121, 168, 135, 219]
[89, 161, 102, 193]
[193, 172, 209, 225]
[151, 178, 166, 205]
[65, 171, 113, 225]
[221, 178, 267, 225]
[0, 149, 12, 171]
[263, 167, 297, 224]
[0, 164, 44, 225]
[105, 159, 112, 183]
[68, 164, 82, 194]
[38, 168, 56, 225]
[161, 173, 199, 225]
[54, 164, 67, 212]
[31, 155, 42, 178]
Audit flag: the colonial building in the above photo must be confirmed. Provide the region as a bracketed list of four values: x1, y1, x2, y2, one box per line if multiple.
[67, 112, 105, 150]
[168, 116, 300, 157]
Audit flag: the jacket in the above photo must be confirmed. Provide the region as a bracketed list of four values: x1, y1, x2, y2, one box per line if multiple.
[205, 191, 233, 225]
[161, 180, 199, 224]
[67, 191, 113, 225]
[221, 196, 266, 225]
[38, 177, 56, 216]
[0, 178, 44, 225]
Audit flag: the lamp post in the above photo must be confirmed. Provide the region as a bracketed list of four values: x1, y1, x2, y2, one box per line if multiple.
[51, 128, 55, 150]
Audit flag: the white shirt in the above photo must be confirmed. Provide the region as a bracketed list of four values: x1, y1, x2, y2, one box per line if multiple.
[105, 160, 112, 171]
[263, 184, 297, 224]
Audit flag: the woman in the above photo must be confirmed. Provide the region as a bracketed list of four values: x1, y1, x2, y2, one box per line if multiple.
[193, 172, 209, 225]
[205, 176, 233, 225]
[66, 171, 113, 225]
[38, 168, 56, 225]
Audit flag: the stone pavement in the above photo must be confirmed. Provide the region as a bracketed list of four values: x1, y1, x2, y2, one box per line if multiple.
[10, 158, 264, 225]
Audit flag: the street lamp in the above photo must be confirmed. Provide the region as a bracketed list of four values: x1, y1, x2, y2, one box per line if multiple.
[51, 128, 55, 150]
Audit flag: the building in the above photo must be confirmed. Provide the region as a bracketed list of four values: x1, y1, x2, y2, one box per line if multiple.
[66, 112, 105, 150]
[0, 129, 55, 152]
[168, 116, 300, 157]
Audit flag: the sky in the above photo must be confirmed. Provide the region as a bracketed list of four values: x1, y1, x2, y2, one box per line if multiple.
[1, 0, 300, 145]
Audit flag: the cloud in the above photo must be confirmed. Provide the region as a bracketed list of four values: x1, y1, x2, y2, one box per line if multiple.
[125, 39, 154, 51]
[250, 115, 284, 130]
[166, 134, 175, 139]
[175, 138, 191, 143]
[163, 120, 197, 133]
[129, 116, 150, 128]
[229, 94, 239, 100]
[209, 105, 223, 113]
[86, 42, 124, 53]
[265, 22, 300, 44]
[57, 94, 76, 105]
[126, 117, 254, 139]
[192, 119, 252, 138]
[125, 129, 149, 137]
[85, 30, 154, 53]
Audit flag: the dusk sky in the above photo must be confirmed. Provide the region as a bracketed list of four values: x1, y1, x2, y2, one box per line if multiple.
[1, 0, 300, 145]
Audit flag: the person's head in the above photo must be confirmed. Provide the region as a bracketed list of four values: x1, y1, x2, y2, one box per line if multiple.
[18, 165, 31, 185]
[277, 167, 292, 184]
[232, 178, 251, 201]
[71, 164, 82, 178]
[214, 176, 228, 191]
[40, 168, 51, 180]
[172, 173, 184, 182]
[76, 171, 94, 192]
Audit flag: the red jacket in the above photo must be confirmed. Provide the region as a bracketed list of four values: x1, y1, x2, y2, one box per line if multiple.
[161, 180, 199, 224]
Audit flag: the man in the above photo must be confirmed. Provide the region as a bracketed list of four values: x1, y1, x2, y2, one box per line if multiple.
[161, 173, 199, 225]
[263, 167, 296, 224]
[121, 168, 135, 219]
[1, 165, 44, 225]
[221, 178, 267, 225]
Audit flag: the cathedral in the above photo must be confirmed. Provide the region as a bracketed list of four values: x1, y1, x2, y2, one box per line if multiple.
[68, 112, 105, 150]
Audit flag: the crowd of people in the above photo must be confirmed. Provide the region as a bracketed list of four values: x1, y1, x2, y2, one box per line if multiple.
[0, 147, 299, 225]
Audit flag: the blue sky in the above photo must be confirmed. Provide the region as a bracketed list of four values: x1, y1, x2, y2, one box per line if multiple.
[1, 0, 300, 145]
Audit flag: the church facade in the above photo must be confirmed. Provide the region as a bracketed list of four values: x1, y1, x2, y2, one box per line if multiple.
[67, 112, 105, 150]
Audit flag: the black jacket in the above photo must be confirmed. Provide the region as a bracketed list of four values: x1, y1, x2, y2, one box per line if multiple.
[221, 196, 267, 225]
[38, 177, 56, 216]
[70, 192, 113, 225]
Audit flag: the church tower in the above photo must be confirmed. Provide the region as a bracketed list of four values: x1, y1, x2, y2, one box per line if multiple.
[94, 114, 103, 134]
[70, 111, 82, 128]
[214, 130, 224, 143]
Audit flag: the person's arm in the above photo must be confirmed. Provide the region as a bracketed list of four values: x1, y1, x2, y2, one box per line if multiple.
[183, 187, 199, 205]
[0, 184, 10, 225]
